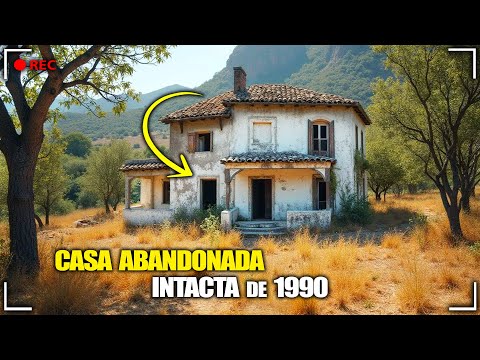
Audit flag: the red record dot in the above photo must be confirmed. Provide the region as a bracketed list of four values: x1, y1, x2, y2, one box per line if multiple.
[13, 59, 27, 71]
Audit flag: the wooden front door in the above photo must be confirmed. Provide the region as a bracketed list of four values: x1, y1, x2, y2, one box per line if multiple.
[252, 179, 272, 220]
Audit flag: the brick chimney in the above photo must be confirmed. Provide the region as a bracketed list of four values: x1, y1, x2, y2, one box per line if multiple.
[233, 66, 247, 93]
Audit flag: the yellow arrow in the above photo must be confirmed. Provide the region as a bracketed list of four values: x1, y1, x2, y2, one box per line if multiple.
[142, 91, 202, 178]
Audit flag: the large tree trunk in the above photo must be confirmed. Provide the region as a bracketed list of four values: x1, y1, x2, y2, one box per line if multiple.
[6, 146, 41, 276]
[104, 199, 110, 214]
[375, 192, 381, 201]
[447, 204, 463, 244]
[45, 207, 50, 226]
[460, 195, 471, 214]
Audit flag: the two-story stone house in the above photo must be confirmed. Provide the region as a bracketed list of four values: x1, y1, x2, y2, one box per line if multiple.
[121, 67, 370, 231]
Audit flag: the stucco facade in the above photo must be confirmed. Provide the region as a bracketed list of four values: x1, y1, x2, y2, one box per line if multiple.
[121, 67, 370, 229]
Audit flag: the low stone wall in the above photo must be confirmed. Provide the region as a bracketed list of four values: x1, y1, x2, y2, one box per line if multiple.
[123, 208, 173, 226]
[221, 207, 239, 231]
[286, 210, 332, 229]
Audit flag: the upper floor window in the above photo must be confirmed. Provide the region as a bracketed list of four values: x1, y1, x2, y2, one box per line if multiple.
[188, 131, 212, 153]
[313, 124, 328, 154]
[308, 120, 334, 157]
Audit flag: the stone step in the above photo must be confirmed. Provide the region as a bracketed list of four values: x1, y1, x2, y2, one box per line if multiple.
[234, 221, 287, 229]
[239, 229, 287, 237]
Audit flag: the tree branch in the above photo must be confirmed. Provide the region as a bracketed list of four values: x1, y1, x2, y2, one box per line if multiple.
[5, 52, 30, 124]
[61, 45, 104, 80]
[38, 45, 60, 78]
[0, 97, 17, 141]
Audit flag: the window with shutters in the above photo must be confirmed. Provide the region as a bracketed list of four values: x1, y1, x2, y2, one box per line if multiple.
[308, 120, 334, 157]
[187, 132, 213, 153]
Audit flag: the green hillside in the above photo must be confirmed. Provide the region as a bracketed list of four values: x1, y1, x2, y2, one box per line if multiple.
[58, 45, 389, 140]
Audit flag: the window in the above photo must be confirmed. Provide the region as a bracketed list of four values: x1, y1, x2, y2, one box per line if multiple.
[188, 132, 213, 153]
[313, 124, 328, 154]
[313, 177, 328, 210]
[360, 130, 364, 157]
[201, 179, 217, 210]
[355, 125, 358, 151]
[309, 120, 334, 157]
[162, 181, 170, 204]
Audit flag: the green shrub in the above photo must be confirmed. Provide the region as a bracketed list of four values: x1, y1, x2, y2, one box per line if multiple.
[52, 199, 76, 215]
[408, 213, 428, 228]
[337, 186, 372, 225]
[200, 213, 221, 245]
[77, 190, 99, 209]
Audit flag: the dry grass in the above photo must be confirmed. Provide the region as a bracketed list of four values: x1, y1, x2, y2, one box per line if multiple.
[257, 236, 280, 254]
[137, 228, 156, 244]
[396, 249, 434, 314]
[381, 232, 404, 249]
[2, 191, 480, 315]
[32, 240, 102, 314]
[63, 217, 125, 243]
[292, 228, 318, 259]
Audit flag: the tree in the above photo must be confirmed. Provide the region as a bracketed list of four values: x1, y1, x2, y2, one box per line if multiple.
[367, 126, 405, 201]
[82, 140, 132, 214]
[370, 45, 480, 243]
[0, 45, 171, 275]
[63, 154, 87, 204]
[33, 125, 68, 226]
[0, 155, 7, 219]
[457, 107, 480, 212]
[64, 132, 92, 158]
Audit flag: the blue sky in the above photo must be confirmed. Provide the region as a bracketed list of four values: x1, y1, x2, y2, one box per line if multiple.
[127, 45, 236, 94]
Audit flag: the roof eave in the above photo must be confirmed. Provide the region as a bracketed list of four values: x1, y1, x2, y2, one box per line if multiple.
[223, 100, 371, 125]
[160, 113, 231, 124]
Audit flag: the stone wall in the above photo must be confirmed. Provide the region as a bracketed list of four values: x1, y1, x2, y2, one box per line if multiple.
[221, 207, 239, 231]
[286, 210, 332, 229]
[123, 208, 172, 226]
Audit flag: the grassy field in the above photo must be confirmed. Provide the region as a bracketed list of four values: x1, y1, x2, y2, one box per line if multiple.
[1, 191, 479, 315]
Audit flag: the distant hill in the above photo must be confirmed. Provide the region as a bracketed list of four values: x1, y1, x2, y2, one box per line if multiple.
[57, 45, 390, 140]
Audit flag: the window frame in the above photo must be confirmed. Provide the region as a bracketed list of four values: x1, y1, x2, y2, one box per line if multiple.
[308, 119, 334, 157]
[188, 131, 213, 153]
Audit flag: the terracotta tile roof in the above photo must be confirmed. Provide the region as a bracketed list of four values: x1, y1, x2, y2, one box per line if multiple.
[220, 151, 335, 164]
[161, 84, 371, 124]
[120, 158, 167, 171]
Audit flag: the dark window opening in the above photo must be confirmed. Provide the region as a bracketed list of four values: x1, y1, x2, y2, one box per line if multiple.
[252, 179, 272, 220]
[201, 179, 217, 210]
[318, 181, 327, 210]
[188, 132, 213, 153]
[197, 133, 211, 152]
[313, 124, 328, 155]
[162, 181, 170, 204]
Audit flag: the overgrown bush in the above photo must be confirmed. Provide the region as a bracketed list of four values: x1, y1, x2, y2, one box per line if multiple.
[172, 205, 225, 225]
[337, 186, 372, 225]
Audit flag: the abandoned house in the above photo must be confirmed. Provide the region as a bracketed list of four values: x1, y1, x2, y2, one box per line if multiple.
[121, 67, 370, 234]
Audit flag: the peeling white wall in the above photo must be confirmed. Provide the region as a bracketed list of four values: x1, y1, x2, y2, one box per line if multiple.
[169, 118, 232, 210]
[233, 168, 315, 220]
[166, 104, 368, 216]
[139, 176, 171, 210]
